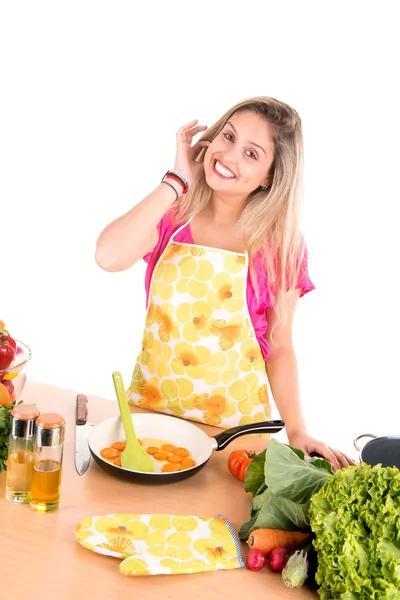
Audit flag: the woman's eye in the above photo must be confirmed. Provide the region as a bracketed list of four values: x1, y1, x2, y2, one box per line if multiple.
[245, 150, 257, 160]
[224, 133, 234, 141]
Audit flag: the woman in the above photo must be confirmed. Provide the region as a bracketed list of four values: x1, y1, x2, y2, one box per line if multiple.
[95, 96, 354, 471]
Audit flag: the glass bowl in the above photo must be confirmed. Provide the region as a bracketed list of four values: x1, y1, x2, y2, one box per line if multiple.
[0, 340, 32, 402]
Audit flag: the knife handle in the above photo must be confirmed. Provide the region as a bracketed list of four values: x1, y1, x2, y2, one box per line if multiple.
[76, 394, 88, 425]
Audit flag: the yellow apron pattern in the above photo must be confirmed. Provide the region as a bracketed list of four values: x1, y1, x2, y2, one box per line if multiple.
[128, 226, 270, 429]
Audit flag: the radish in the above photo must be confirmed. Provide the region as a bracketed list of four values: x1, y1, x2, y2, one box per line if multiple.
[246, 549, 267, 571]
[269, 547, 288, 572]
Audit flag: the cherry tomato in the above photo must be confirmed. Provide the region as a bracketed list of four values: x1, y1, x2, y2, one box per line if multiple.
[227, 449, 255, 482]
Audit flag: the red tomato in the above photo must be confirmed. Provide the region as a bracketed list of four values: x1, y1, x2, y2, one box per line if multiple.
[0, 329, 17, 371]
[227, 450, 255, 482]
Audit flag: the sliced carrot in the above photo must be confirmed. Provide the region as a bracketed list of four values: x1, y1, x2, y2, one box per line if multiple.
[174, 447, 190, 457]
[100, 447, 120, 459]
[138, 439, 143, 445]
[113, 456, 122, 466]
[167, 454, 182, 463]
[112, 441, 126, 451]
[247, 529, 309, 556]
[154, 451, 169, 461]
[162, 463, 181, 472]
[147, 446, 159, 455]
[161, 444, 176, 452]
[180, 458, 195, 469]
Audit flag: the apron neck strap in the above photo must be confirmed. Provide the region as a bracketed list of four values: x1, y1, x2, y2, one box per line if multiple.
[170, 215, 194, 242]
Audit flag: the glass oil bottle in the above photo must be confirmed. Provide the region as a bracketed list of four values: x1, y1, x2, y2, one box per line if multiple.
[30, 413, 65, 512]
[5, 404, 41, 503]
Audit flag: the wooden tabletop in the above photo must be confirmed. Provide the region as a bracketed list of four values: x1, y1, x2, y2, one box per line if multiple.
[0, 381, 317, 599]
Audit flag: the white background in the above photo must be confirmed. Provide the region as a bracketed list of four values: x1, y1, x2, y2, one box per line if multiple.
[1, 1, 399, 460]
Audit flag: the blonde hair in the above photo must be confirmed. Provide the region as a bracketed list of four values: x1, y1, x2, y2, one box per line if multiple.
[171, 96, 306, 328]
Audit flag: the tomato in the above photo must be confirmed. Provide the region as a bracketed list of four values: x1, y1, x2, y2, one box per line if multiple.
[227, 449, 255, 482]
[0, 381, 11, 406]
[0, 329, 17, 371]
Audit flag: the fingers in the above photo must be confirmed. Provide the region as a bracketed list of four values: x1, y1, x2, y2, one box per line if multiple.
[177, 119, 199, 134]
[186, 126, 208, 140]
[314, 445, 341, 471]
[176, 122, 208, 143]
[329, 448, 357, 469]
[329, 448, 349, 470]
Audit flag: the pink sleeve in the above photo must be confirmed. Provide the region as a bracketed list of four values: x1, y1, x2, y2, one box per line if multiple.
[297, 244, 315, 297]
[142, 212, 174, 264]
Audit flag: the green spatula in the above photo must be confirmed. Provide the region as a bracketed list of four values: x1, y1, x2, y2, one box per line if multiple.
[112, 371, 154, 472]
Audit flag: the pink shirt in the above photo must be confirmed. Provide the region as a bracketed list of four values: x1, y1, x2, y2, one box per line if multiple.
[143, 214, 314, 361]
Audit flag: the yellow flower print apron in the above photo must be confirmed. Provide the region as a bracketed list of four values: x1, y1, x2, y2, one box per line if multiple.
[128, 220, 270, 429]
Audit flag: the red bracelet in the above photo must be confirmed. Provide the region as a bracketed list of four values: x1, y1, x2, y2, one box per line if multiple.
[165, 174, 185, 193]
[162, 171, 189, 194]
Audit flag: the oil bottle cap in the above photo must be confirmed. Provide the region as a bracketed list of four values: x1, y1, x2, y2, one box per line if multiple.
[11, 403, 41, 420]
[36, 413, 65, 429]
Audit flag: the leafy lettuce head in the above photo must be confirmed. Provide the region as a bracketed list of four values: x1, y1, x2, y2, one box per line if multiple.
[309, 462, 400, 599]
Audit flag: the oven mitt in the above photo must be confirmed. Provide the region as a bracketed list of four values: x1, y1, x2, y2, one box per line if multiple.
[75, 513, 244, 576]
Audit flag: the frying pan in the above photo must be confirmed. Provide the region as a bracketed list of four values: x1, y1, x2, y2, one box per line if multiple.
[354, 434, 400, 469]
[88, 412, 284, 483]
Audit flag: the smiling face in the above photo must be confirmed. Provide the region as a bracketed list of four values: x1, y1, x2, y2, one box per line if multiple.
[203, 110, 275, 199]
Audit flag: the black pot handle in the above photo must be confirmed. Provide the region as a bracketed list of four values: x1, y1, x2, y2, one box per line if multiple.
[213, 420, 285, 451]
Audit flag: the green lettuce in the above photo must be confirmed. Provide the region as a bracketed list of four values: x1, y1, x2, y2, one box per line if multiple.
[309, 463, 400, 599]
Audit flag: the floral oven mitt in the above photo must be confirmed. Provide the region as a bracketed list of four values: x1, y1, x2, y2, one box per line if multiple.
[75, 513, 244, 577]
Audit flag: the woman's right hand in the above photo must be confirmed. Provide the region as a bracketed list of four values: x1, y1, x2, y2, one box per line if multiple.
[174, 120, 211, 185]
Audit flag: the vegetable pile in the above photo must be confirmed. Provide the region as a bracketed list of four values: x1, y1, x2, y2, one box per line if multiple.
[0, 320, 21, 472]
[309, 462, 400, 599]
[0, 324, 18, 405]
[239, 438, 400, 596]
[239, 438, 333, 540]
[0, 397, 20, 472]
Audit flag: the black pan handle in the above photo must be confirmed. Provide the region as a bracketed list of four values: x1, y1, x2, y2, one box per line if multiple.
[213, 420, 285, 451]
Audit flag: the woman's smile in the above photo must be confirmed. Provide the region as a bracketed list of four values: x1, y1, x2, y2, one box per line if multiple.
[212, 159, 237, 180]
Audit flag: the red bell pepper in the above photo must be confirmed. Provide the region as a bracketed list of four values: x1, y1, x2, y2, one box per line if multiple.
[0, 329, 17, 371]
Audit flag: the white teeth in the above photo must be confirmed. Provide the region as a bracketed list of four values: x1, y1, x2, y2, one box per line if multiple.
[215, 160, 235, 178]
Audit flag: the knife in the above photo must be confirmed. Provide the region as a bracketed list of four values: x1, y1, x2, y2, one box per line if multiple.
[75, 394, 94, 476]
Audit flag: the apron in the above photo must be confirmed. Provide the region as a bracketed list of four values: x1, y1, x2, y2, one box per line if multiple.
[128, 220, 270, 429]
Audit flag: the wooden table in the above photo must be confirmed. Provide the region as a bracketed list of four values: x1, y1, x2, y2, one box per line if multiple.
[0, 381, 317, 599]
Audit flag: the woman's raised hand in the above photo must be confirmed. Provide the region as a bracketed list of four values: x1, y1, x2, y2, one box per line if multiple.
[174, 120, 210, 184]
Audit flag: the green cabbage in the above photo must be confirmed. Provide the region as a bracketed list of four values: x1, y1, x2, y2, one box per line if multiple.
[309, 463, 400, 599]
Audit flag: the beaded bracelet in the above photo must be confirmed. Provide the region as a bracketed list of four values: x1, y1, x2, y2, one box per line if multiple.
[170, 169, 191, 191]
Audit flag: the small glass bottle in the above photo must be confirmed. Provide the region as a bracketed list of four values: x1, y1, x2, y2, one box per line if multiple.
[30, 413, 65, 512]
[5, 404, 41, 503]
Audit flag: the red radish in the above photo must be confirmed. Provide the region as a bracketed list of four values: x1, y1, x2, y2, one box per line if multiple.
[246, 549, 267, 571]
[269, 547, 288, 572]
